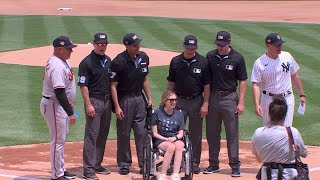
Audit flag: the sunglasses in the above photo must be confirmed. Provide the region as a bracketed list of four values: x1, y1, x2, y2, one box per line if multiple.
[96, 43, 107, 47]
[217, 43, 228, 47]
[167, 98, 177, 103]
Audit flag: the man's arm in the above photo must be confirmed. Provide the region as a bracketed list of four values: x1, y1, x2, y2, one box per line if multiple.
[167, 81, 175, 91]
[200, 84, 210, 118]
[111, 81, 124, 120]
[54, 88, 76, 125]
[143, 76, 153, 108]
[80, 86, 95, 117]
[252, 82, 262, 117]
[236, 80, 246, 115]
[291, 72, 306, 104]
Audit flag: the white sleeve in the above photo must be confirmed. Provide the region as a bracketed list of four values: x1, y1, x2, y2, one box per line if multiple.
[251, 60, 262, 83]
[289, 53, 300, 75]
[50, 68, 66, 89]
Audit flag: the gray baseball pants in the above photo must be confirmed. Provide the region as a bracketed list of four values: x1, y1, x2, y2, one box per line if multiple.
[176, 95, 204, 166]
[83, 97, 112, 176]
[117, 94, 146, 167]
[206, 91, 240, 168]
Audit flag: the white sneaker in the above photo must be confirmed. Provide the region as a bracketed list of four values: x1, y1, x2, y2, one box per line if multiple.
[158, 173, 167, 180]
[171, 173, 181, 180]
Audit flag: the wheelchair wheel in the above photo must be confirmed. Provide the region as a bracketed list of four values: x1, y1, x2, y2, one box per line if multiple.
[184, 135, 193, 180]
[143, 134, 152, 180]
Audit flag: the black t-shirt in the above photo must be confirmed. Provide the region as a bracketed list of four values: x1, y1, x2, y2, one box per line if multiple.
[206, 48, 247, 91]
[110, 50, 149, 95]
[78, 50, 112, 95]
[167, 52, 210, 97]
[151, 107, 185, 138]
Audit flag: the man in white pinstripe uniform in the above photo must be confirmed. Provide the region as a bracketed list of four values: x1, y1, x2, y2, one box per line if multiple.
[251, 33, 306, 127]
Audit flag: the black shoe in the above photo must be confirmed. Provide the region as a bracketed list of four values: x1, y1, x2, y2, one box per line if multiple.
[63, 171, 76, 179]
[231, 168, 240, 177]
[192, 164, 201, 174]
[166, 165, 173, 175]
[119, 165, 130, 175]
[203, 166, 220, 174]
[95, 166, 111, 175]
[51, 176, 68, 180]
[82, 174, 99, 180]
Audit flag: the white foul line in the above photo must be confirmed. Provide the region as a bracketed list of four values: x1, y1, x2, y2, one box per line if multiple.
[0, 173, 43, 180]
[310, 166, 320, 172]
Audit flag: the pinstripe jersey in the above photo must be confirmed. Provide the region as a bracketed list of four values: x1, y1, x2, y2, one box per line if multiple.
[42, 55, 76, 103]
[251, 51, 300, 94]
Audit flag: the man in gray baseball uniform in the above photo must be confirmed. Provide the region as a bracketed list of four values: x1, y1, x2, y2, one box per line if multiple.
[40, 36, 77, 180]
[78, 33, 112, 180]
[251, 33, 306, 127]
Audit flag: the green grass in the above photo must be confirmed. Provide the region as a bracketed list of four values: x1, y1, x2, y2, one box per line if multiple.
[0, 15, 319, 146]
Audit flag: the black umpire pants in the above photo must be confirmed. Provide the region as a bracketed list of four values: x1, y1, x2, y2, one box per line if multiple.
[117, 94, 146, 168]
[206, 91, 240, 169]
[83, 97, 112, 176]
[176, 95, 203, 166]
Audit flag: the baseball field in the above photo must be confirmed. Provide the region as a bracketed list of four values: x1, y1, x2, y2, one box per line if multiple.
[0, 0, 319, 179]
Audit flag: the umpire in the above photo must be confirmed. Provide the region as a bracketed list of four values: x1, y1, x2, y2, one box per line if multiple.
[167, 35, 210, 174]
[110, 33, 153, 175]
[204, 31, 247, 177]
[78, 33, 112, 179]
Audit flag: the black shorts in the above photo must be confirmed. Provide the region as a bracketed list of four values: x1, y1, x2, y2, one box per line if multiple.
[153, 138, 184, 149]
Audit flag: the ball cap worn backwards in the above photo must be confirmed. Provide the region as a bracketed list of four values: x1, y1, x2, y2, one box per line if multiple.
[94, 32, 109, 44]
[123, 33, 142, 45]
[265, 33, 286, 45]
[214, 31, 231, 46]
[53, 36, 77, 48]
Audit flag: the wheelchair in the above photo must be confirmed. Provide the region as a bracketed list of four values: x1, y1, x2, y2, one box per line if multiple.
[142, 107, 193, 180]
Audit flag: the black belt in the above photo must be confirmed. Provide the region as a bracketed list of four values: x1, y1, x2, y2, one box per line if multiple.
[214, 89, 235, 96]
[178, 94, 201, 100]
[263, 90, 292, 97]
[90, 93, 109, 100]
[119, 91, 142, 97]
[43, 96, 50, 99]
[263, 163, 296, 169]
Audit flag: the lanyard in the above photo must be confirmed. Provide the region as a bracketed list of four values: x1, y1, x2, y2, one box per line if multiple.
[100, 58, 108, 68]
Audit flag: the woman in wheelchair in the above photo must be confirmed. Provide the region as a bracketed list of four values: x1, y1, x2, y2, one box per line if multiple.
[151, 90, 185, 180]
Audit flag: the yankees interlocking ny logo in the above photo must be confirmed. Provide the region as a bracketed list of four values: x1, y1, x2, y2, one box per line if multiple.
[281, 62, 290, 73]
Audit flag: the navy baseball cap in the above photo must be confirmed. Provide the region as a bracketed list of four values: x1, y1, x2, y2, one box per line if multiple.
[183, 35, 198, 49]
[266, 33, 286, 45]
[93, 32, 109, 44]
[214, 31, 231, 46]
[53, 36, 77, 48]
[123, 33, 142, 46]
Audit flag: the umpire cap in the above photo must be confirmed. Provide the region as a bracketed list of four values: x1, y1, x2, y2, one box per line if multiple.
[214, 31, 231, 46]
[183, 35, 198, 49]
[93, 32, 109, 44]
[123, 33, 142, 45]
[53, 36, 77, 48]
